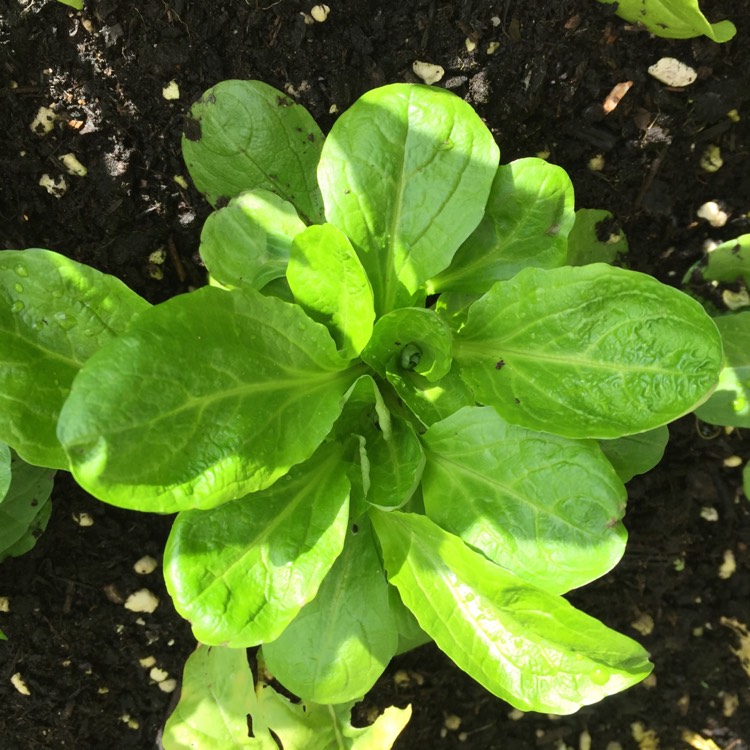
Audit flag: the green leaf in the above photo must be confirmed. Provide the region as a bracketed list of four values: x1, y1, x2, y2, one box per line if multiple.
[365, 416, 425, 510]
[566, 209, 628, 267]
[694, 313, 750, 428]
[599, 426, 669, 483]
[200, 189, 306, 290]
[255, 680, 411, 750]
[318, 83, 499, 315]
[596, 0, 736, 42]
[0, 442, 10, 501]
[262, 521, 398, 704]
[164, 443, 350, 647]
[58, 286, 358, 512]
[361, 307, 453, 383]
[372, 510, 653, 714]
[287, 224, 375, 359]
[702, 234, 750, 287]
[430, 158, 574, 293]
[56, 0, 83, 9]
[182, 80, 325, 223]
[454, 264, 723, 438]
[0, 629, 6, 640]
[0, 451, 55, 562]
[0, 249, 149, 469]
[421, 406, 627, 593]
[162, 645, 269, 750]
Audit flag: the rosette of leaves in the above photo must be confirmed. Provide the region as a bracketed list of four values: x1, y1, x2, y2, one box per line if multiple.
[0, 82, 723, 735]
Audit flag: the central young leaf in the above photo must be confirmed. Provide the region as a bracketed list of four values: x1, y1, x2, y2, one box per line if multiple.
[58, 286, 359, 512]
[317, 83, 499, 315]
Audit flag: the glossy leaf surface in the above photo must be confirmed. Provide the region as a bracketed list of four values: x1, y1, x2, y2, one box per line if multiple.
[262, 522, 398, 704]
[566, 208, 628, 267]
[318, 83, 499, 314]
[0, 249, 149, 469]
[287, 224, 375, 359]
[59, 287, 357, 512]
[200, 189, 306, 290]
[373, 511, 653, 714]
[596, 0, 735, 41]
[421, 406, 627, 593]
[455, 264, 723, 438]
[694, 313, 750, 428]
[182, 80, 325, 222]
[431, 157, 574, 293]
[165, 444, 350, 647]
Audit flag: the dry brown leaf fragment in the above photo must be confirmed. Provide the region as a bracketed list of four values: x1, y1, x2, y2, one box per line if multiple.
[603, 81, 633, 114]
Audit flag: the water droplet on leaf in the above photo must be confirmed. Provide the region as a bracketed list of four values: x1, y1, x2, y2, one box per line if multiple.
[14, 264, 28, 278]
[54, 312, 77, 331]
[11, 301, 24, 313]
[14, 283, 23, 293]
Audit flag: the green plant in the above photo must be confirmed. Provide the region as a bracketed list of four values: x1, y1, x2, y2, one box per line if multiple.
[595, 0, 736, 42]
[0, 82, 723, 741]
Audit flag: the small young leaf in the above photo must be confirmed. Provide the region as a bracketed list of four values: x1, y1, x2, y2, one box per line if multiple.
[361, 307, 453, 382]
[598, 426, 669, 483]
[694, 313, 750, 428]
[287, 224, 375, 359]
[318, 83, 499, 314]
[566, 209, 628, 267]
[596, 0, 736, 42]
[182, 80, 325, 223]
[164, 443, 350, 647]
[162, 644, 268, 750]
[421, 406, 627, 593]
[701, 234, 750, 287]
[430, 158, 574, 293]
[262, 521, 398, 704]
[454, 264, 723, 438]
[59, 287, 358, 512]
[0, 451, 55, 562]
[0, 249, 149, 469]
[372, 510, 653, 714]
[200, 189, 306, 290]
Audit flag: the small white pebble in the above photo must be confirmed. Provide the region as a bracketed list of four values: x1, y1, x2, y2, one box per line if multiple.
[158, 678, 177, 693]
[149, 667, 169, 683]
[588, 154, 605, 171]
[0, 596, 9, 612]
[722, 288, 750, 311]
[11, 673, 30, 695]
[490, 16, 501, 26]
[173, 174, 188, 189]
[139, 656, 156, 668]
[412, 61, 444, 85]
[697, 201, 728, 228]
[641, 673, 658, 689]
[508, 708, 525, 720]
[310, 4, 330, 22]
[134, 555, 159, 574]
[700, 145, 723, 173]
[73, 512, 94, 527]
[718, 549, 736, 579]
[162, 81, 180, 101]
[465, 37, 477, 52]
[579, 729, 592, 750]
[648, 58, 697, 87]
[631, 612, 655, 636]
[723, 455, 743, 468]
[39, 174, 67, 198]
[701, 506, 719, 522]
[30, 106, 56, 135]
[487, 41, 501, 55]
[444, 714, 461, 731]
[59, 153, 87, 177]
[124, 589, 159, 613]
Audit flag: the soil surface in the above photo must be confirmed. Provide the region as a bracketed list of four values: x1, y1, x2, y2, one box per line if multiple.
[1, 1, 750, 748]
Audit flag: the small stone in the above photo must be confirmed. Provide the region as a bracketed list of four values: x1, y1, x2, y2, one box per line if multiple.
[59, 153, 88, 177]
[700, 144, 723, 173]
[11, 673, 30, 695]
[139, 656, 157, 668]
[648, 58, 697, 87]
[588, 154, 605, 171]
[718, 549, 736, 579]
[465, 37, 477, 52]
[124, 589, 159, 613]
[444, 714, 461, 731]
[149, 667, 169, 683]
[697, 201, 728, 227]
[30, 106, 56, 135]
[73, 512, 94, 527]
[310, 4, 330, 22]
[723, 455, 743, 468]
[412, 61, 445, 85]
[0, 597, 9, 612]
[487, 41, 500, 55]
[162, 81, 180, 100]
[701, 506, 719, 522]
[39, 174, 67, 198]
[630, 612, 655, 636]
[158, 678, 177, 693]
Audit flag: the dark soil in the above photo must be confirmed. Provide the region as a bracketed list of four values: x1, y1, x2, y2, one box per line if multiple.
[1, 1, 749, 748]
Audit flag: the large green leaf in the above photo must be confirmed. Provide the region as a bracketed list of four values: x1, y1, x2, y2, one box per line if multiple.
[58, 286, 358, 512]
[200, 189, 306, 290]
[694, 313, 750, 428]
[596, 0, 735, 42]
[162, 645, 267, 750]
[182, 80, 325, 223]
[164, 443, 350, 647]
[262, 521, 398, 704]
[0, 249, 149, 469]
[372, 511, 653, 714]
[430, 158, 574, 293]
[318, 83, 499, 315]
[454, 264, 723, 438]
[566, 209, 628, 267]
[421, 406, 627, 593]
[0, 450, 55, 561]
[287, 224, 375, 359]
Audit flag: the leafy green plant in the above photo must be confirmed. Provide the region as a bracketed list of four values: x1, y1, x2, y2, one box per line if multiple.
[595, 0, 736, 42]
[0, 81, 724, 742]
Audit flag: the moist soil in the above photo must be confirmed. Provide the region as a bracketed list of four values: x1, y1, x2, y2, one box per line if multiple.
[1, 1, 750, 748]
